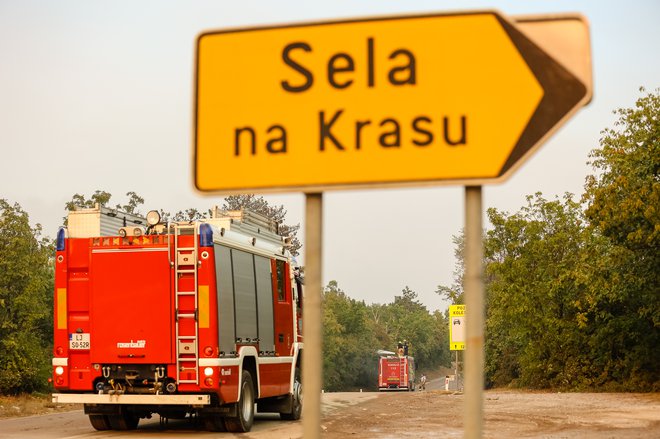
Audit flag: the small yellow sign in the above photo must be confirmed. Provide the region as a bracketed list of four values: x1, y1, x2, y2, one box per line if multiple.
[194, 12, 587, 192]
[449, 304, 465, 351]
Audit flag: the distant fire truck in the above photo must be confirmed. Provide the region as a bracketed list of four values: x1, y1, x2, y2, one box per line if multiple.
[51, 206, 303, 432]
[378, 342, 416, 391]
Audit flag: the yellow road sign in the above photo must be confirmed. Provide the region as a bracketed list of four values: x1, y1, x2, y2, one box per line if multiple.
[449, 304, 466, 351]
[194, 11, 589, 193]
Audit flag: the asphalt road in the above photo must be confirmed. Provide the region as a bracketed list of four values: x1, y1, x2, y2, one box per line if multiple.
[0, 410, 297, 438]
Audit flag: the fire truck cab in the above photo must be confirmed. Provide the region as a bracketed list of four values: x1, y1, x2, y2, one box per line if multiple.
[51, 206, 303, 432]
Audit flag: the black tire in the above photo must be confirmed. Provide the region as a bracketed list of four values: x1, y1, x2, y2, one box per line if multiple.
[281, 368, 302, 421]
[107, 411, 139, 430]
[225, 370, 255, 432]
[204, 414, 227, 432]
[88, 414, 111, 431]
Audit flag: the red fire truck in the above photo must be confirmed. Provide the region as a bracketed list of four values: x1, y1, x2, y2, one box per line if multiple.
[377, 343, 416, 391]
[51, 206, 303, 432]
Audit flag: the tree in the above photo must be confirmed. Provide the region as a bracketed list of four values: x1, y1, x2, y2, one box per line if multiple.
[584, 88, 659, 252]
[63, 190, 145, 224]
[222, 195, 301, 256]
[64, 190, 112, 212]
[121, 191, 145, 215]
[483, 194, 594, 388]
[582, 88, 660, 390]
[322, 281, 379, 390]
[169, 208, 210, 222]
[436, 233, 465, 304]
[0, 200, 54, 394]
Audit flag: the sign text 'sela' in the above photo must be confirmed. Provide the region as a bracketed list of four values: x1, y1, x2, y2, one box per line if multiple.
[195, 13, 588, 192]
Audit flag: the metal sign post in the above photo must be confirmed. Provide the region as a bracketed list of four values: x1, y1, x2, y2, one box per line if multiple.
[464, 186, 484, 439]
[302, 193, 323, 438]
[456, 351, 459, 391]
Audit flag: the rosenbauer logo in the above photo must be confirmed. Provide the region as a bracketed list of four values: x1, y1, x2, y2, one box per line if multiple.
[117, 340, 147, 349]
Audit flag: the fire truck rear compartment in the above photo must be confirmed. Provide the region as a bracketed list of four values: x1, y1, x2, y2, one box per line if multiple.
[55, 209, 303, 432]
[89, 248, 173, 365]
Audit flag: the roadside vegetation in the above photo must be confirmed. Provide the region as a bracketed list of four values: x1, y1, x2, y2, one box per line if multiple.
[0, 201, 53, 394]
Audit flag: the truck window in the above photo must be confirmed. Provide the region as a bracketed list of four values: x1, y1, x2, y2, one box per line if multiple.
[215, 244, 235, 354]
[232, 249, 258, 341]
[276, 259, 286, 301]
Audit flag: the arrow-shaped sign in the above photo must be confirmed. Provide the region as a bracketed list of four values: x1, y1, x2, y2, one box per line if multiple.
[194, 11, 590, 193]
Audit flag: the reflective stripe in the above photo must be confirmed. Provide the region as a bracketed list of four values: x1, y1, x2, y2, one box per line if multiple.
[57, 288, 67, 330]
[91, 248, 168, 254]
[199, 358, 237, 367]
[52, 393, 210, 405]
[198, 356, 294, 367]
[199, 285, 209, 328]
[52, 358, 68, 366]
[259, 356, 294, 364]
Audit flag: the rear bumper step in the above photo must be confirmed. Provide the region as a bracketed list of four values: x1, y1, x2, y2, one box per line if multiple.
[52, 393, 210, 406]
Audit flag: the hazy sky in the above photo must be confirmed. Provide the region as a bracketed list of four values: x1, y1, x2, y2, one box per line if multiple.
[1, 1, 658, 312]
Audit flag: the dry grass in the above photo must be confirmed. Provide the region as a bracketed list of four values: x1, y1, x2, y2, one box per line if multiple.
[0, 394, 80, 418]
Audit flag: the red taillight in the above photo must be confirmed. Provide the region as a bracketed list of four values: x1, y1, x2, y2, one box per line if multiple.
[204, 378, 214, 387]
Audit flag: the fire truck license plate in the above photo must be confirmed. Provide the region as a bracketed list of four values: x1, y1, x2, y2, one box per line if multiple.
[69, 333, 90, 350]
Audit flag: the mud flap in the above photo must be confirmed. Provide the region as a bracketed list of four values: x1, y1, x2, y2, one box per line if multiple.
[200, 403, 238, 417]
[84, 404, 122, 415]
[257, 395, 293, 414]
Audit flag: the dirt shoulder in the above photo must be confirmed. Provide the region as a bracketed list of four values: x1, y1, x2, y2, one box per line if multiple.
[0, 394, 79, 419]
[321, 389, 660, 438]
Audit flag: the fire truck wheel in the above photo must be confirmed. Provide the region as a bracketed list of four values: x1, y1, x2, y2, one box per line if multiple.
[225, 370, 255, 432]
[281, 368, 302, 420]
[88, 414, 111, 430]
[107, 411, 139, 430]
[203, 414, 227, 432]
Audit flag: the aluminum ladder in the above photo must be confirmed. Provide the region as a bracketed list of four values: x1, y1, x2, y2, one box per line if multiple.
[172, 223, 199, 385]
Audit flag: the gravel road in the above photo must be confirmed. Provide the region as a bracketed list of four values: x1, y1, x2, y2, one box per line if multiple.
[0, 386, 657, 438]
